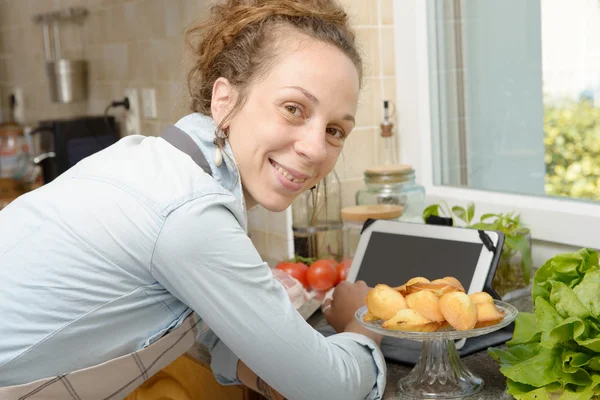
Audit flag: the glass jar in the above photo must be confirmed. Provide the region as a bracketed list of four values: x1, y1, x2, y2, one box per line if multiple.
[291, 171, 343, 261]
[355, 164, 426, 223]
[0, 123, 28, 180]
[341, 204, 403, 261]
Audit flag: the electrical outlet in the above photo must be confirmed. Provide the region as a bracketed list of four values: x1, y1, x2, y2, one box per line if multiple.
[12, 88, 24, 124]
[141, 88, 157, 119]
[123, 88, 141, 135]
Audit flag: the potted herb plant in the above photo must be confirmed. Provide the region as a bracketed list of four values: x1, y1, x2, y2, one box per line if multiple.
[423, 201, 533, 298]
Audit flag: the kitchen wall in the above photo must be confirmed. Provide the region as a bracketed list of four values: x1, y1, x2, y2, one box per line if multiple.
[0, 0, 396, 265]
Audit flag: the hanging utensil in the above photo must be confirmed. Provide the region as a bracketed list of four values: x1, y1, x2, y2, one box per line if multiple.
[36, 9, 88, 104]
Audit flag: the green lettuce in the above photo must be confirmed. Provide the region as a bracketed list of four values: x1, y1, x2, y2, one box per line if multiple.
[489, 248, 600, 399]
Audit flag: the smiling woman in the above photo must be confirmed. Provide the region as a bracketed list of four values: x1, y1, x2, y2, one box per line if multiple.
[186, 9, 361, 212]
[0, 1, 386, 400]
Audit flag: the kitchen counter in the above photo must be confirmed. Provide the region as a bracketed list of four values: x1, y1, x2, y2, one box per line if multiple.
[187, 295, 532, 399]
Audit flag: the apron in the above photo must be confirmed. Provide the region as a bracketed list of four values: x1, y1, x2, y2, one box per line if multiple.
[0, 126, 213, 399]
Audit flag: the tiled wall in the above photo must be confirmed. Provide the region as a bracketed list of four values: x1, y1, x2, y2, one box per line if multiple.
[0, 0, 210, 134]
[0, 0, 396, 266]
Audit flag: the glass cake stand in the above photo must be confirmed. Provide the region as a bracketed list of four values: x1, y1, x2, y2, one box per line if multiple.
[355, 300, 518, 399]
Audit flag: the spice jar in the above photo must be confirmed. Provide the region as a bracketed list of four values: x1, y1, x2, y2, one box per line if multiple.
[355, 164, 425, 223]
[341, 204, 403, 261]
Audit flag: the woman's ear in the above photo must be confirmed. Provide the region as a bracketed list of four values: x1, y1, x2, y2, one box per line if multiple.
[211, 77, 237, 127]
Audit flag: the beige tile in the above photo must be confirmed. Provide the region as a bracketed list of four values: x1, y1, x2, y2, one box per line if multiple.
[133, 0, 166, 41]
[164, 0, 185, 38]
[335, 127, 376, 180]
[83, 11, 101, 46]
[58, 23, 85, 59]
[382, 76, 396, 106]
[86, 44, 105, 81]
[128, 41, 155, 83]
[154, 81, 178, 122]
[355, 27, 379, 78]
[381, 0, 394, 25]
[141, 120, 162, 137]
[381, 27, 395, 76]
[106, 4, 127, 44]
[122, 1, 138, 42]
[180, 0, 211, 28]
[345, 0, 377, 26]
[354, 77, 378, 127]
[103, 43, 128, 80]
[152, 38, 183, 81]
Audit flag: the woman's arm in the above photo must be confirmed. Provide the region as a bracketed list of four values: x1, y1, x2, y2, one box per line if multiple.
[238, 360, 287, 400]
[151, 196, 386, 400]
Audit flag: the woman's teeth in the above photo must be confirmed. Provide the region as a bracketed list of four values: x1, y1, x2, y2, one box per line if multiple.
[273, 163, 306, 183]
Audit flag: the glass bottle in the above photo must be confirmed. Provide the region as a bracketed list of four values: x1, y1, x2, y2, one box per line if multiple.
[341, 204, 403, 261]
[380, 100, 398, 166]
[355, 164, 426, 223]
[291, 170, 343, 261]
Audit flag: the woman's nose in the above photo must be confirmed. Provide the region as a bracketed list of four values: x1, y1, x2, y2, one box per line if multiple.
[294, 125, 327, 164]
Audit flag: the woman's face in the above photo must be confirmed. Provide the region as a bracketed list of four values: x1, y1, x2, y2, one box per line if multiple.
[212, 35, 360, 212]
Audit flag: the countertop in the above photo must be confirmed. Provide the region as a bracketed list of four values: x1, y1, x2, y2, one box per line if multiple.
[187, 295, 532, 399]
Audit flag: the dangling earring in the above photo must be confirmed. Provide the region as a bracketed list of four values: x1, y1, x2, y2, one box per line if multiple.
[213, 127, 228, 167]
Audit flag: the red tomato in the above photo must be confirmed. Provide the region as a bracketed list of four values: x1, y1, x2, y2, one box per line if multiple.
[335, 259, 352, 285]
[306, 259, 337, 291]
[275, 261, 309, 289]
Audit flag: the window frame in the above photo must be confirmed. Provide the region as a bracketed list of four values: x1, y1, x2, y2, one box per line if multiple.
[393, 0, 600, 250]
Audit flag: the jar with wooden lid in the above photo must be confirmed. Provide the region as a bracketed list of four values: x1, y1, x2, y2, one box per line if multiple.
[0, 123, 29, 202]
[341, 204, 403, 261]
[355, 164, 425, 223]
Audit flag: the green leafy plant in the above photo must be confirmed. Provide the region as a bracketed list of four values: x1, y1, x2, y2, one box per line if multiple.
[422, 201, 533, 288]
[544, 99, 600, 200]
[489, 248, 600, 399]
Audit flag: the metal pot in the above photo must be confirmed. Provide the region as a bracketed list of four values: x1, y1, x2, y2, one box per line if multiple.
[41, 18, 88, 103]
[46, 59, 88, 103]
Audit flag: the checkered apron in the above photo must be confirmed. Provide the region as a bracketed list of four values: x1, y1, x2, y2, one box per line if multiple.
[0, 126, 212, 399]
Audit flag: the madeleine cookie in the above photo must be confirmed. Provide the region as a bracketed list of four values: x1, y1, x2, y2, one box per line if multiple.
[439, 292, 477, 331]
[366, 284, 408, 321]
[407, 281, 458, 297]
[469, 291, 494, 305]
[405, 290, 445, 322]
[381, 308, 441, 332]
[474, 302, 505, 328]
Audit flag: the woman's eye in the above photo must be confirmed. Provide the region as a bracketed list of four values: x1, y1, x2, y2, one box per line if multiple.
[326, 127, 345, 140]
[285, 105, 302, 117]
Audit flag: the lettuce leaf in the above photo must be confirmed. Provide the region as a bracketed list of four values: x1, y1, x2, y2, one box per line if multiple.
[489, 248, 600, 399]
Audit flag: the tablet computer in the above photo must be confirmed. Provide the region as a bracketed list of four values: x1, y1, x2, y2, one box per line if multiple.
[346, 219, 505, 300]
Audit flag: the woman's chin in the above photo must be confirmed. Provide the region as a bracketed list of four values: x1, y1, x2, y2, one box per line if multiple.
[257, 197, 292, 213]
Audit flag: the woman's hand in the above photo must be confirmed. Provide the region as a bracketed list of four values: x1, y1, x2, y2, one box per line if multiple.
[322, 281, 383, 345]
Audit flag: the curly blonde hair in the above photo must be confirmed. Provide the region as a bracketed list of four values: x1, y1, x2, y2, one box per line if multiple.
[185, 0, 362, 126]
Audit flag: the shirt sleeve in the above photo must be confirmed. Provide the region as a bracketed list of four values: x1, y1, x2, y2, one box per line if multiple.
[150, 194, 386, 400]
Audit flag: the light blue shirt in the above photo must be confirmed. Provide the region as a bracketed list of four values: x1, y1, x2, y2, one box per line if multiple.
[0, 113, 386, 399]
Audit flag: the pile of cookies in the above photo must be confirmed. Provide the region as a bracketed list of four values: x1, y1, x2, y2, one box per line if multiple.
[364, 277, 505, 332]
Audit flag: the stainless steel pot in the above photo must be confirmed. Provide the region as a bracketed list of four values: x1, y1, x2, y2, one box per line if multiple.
[41, 19, 88, 103]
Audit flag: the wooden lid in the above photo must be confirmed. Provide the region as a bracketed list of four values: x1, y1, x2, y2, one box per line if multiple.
[365, 164, 412, 175]
[0, 123, 24, 137]
[341, 204, 404, 222]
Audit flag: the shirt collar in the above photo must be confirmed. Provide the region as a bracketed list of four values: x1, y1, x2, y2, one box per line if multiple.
[174, 113, 247, 218]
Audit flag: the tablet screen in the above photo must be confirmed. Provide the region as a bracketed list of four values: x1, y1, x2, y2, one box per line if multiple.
[355, 232, 484, 289]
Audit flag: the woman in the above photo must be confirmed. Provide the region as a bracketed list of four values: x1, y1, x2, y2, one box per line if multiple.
[0, 1, 385, 399]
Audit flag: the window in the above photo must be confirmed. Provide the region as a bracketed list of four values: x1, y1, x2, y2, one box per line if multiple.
[393, 0, 600, 249]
